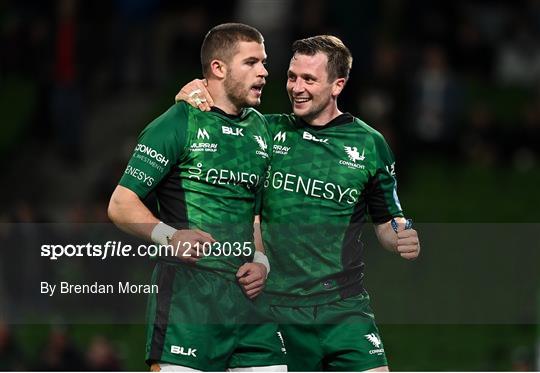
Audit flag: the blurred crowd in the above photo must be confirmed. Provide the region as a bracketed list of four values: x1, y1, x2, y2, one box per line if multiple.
[2, 0, 540, 221]
[0, 322, 123, 371]
[1, 2, 540, 370]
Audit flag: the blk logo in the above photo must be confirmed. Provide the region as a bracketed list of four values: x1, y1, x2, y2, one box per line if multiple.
[171, 345, 197, 358]
[222, 126, 244, 136]
[303, 131, 328, 144]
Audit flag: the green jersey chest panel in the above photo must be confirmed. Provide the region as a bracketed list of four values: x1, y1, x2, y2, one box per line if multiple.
[181, 108, 271, 202]
[118, 103, 272, 276]
[261, 114, 403, 304]
[266, 121, 372, 216]
[263, 114, 400, 223]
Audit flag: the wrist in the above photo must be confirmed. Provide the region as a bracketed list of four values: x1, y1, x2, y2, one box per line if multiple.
[151, 222, 177, 246]
[253, 251, 270, 277]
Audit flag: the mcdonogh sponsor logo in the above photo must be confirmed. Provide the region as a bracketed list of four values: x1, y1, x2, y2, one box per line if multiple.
[134, 144, 169, 166]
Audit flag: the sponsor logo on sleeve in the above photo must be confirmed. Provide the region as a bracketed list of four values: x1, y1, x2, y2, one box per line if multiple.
[386, 162, 396, 176]
[124, 165, 154, 186]
[134, 144, 170, 167]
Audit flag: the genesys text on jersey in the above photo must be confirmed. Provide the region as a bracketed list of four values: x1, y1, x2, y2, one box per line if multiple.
[41, 241, 254, 261]
[264, 171, 360, 204]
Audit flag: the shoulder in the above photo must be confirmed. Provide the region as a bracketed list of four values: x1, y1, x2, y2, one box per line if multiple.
[243, 107, 266, 121]
[263, 113, 294, 125]
[351, 117, 389, 147]
[349, 117, 395, 164]
[263, 113, 296, 135]
[145, 102, 189, 130]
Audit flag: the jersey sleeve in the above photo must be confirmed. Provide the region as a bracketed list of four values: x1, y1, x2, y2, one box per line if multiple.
[366, 132, 404, 223]
[118, 103, 189, 199]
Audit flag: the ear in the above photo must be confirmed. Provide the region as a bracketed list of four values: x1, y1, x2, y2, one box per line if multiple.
[209, 59, 227, 79]
[332, 78, 346, 97]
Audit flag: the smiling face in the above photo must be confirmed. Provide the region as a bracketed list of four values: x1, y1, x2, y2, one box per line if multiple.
[223, 41, 268, 109]
[286, 52, 344, 124]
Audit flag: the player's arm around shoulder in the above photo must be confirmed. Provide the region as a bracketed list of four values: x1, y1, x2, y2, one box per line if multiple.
[175, 78, 213, 111]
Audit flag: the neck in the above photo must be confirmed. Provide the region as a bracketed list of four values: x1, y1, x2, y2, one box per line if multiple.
[206, 79, 242, 115]
[305, 101, 342, 126]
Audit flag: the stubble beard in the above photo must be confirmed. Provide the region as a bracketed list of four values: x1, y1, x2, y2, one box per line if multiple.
[224, 71, 252, 109]
[295, 96, 330, 123]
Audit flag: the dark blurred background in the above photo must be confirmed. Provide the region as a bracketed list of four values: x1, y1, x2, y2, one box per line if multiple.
[1, 0, 539, 370]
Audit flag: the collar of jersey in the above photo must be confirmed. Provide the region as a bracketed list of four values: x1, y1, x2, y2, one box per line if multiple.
[296, 113, 354, 131]
[210, 106, 246, 121]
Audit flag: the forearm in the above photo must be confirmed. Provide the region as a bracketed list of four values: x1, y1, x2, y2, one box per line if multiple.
[108, 185, 160, 241]
[252, 215, 270, 275]
[253, 215, 265, 254]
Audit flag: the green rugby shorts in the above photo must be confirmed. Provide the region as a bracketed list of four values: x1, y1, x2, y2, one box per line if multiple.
[265, 291, 387, 371]
[146, 262, 287, 371]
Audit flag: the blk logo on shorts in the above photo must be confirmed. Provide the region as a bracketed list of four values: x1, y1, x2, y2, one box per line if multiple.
[171, 345, 197, 358]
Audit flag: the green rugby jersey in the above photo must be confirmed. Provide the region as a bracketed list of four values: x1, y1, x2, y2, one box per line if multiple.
[118, 101, 272, 279]
[260, 113, 403, 305]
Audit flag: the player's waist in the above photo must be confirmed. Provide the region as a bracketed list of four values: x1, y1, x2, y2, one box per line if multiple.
[155, 256, 247, 282]
[263, 277, 365, 306]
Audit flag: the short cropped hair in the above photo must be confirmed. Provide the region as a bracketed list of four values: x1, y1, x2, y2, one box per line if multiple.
[292, 35, 352, 82]
[201, 23, 264, 77]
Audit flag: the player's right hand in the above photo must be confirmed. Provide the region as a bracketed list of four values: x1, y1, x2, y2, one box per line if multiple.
[175, 79, 214, 112]
[236, 262, 267, 299]
[170, 229, 216, 264]
[391, 219, 420, 260]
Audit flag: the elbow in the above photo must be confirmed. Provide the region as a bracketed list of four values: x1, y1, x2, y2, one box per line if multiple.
[107, 197, 118, 223]
[107, 190, 123, 224]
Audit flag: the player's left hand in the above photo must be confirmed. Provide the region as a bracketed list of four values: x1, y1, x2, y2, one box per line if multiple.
[175, 79, 214, 111]
[236, 262, 267, 299]
[396, 225, 420, 260]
